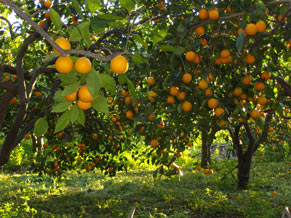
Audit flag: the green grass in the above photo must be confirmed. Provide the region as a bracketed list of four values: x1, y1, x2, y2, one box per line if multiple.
[0, 160, 290, 218]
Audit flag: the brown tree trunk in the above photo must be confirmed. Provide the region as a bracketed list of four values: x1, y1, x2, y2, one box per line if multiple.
[237, 145, 253, 190]
[201, 130, 211, 168]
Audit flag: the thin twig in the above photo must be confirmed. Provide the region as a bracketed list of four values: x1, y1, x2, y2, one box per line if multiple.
[128, 206, 136, 218]
[0, 16, 14, 38]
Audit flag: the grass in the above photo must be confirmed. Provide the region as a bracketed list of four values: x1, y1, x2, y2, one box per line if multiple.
[0, 159, 290, 218]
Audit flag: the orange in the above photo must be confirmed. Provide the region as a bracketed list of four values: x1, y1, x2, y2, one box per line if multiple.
[25, 134, 31, 140]
[93, 133, 98, 140]
[65, 90, 77, 101]
[193, 55, 201, 64]
[182, 73, 192, 83]
[208, 98, 218, 109]
[261, 72, 270, 80]
[220, 50, 230, 58]
[110, 56, 129, 74]
[185, 51, 196, 62]
[208, 8, 219, 20]
[169, 86, 179, 96]
[147, 77, 155, 86]
[55, 56, 74, 74]
[240, 94, 247, 100]
[177, 92, 186, 100]
[257, 96, 268, 105]
[196, 166, 201, 171]
[44, 0, 52, 8]
[151, 139, 158, 148]
[148, 91, 158, 102]
[78, 85, 94, 102]
[272, 191, 277, 196]
[256, 20, 266, 32]
[215, 57, 222, 65]
[221, 55, 232, 64]
[39, 20, 45, 27]
[53, 37, 71, 55]
[182, 101, 192, 112]
[195, 26, 205, 35]
[242, 75, 252, 86]
[215, 107, 225, 117]
[245, 23, 257, 36]
[205, 73, 213, 82]
[75, 57, 92, 74]
[200, 38, 207, 46]
[233, 87, 243, 97]
[44, 12, 50, 19]
[204, 169, 209, 174]
[77, 100, 91, 110]
[126, 110, 134, 119]
[245, 54, 255, 64]
[250, 110, 260, 119]
[199, 9, 208, 20]
[255, 82, 265, 91]
[208, 169, 213, 174]
[205, 88, 213, 96]
[124, 96, 132, 104]
[148, 113, 155, 121]
[198, 80, 208, 90]
[10, 98, 17, 104]
[237, 28, 244, 35]
[219, 120, 228, 128]
[167, 96, 175, 104]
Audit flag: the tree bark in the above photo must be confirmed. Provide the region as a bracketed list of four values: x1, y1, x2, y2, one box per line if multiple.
[201, 130, 211, 168]
[237, 150, 253, 190]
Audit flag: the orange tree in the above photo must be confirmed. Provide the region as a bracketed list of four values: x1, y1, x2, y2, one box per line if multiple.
[0, 0, 290, 189]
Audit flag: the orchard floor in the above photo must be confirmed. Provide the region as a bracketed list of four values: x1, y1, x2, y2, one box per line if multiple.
[0, 160, 290, 218]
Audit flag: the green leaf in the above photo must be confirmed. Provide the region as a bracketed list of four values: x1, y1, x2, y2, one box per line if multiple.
[33, 118, 48, 137]
[90, 17, 109, 33]
[153, 29, 168, 45]
[236, 31, 244, 52]
[118, 74, 127, 84]
[54, 110, 71, 133]
[256, 2, 266, 17]
[72, 0, 84, 19]
[100, 73, 116, 94]
[86, 0, 102, 13]
[76, 107, 85, 126]
[133, 34, 147, 49]
[52, 101, 72, 113]
[265, 86, 274, 98]
[256, 116, 264, 129]
[86, 68, 101, 97]
[173, 46, 185, 55]
[69, 106, 79, 123]
[120, 0, 135, 12]
[126, 78, 136, 100]
[131, 54, 144, 64]
[61, 82, 80, 97]
[92, 94, 109, 114]
[176, 22, 184, 33]
[69, 22, 91, 47]
[97, 14, 123, 21]
[158, 45, 176, 52]
[57, 71, 78, 86]
[49, 9, 62, 29]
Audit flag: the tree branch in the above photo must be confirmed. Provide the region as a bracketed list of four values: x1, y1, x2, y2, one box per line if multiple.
[233, 124, 243, 159]
[0, 16, 14, 38]
[274, 76, 291, 98]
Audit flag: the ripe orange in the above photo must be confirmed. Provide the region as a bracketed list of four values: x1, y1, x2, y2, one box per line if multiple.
[196, 166, 201, 171]
[108, 167, 114, 173]
[198, 80, 208, 90]
[205, 88, 213, 96]
[261, 72, 270, 80]
[53, 37, 71, 55]
[255, 82, 265, 91]
[242, 75, 252, 86]
[220, 50, 230, 58]
[237, 28, 244, 35]
[233, 87, 243, 97]
[124, 96, 132, 105]
[215, 57, 222, 65]
[204, 169, 209, 174]
[110, 56, 128, 74]
[25, 134, 31, 140]
[208, 8, 219, 20]
[44, 0, 52, 8]
[75, 57, 92, 74]
[77, 100, 91, 110]
[250, 110, 260, 119]
[245, 23, 257, 36]
[240, 94, 247, 100]
[199, 9, 208, 20]
[147, 77, 155, 86]
[148, 91, 158, 102]
[148, 113, 155, 121]
[245, 54, 255, 64]
[44, 12, 50, 19]
[257, 96, 268, 105]
[78, 85, 94, 102]
[126, 110, 134, 119]
[200, 38, 207, 46]
[167, 96, 175, 104]
[219, 120, 228, 128]
[221, 55, 232, 64]
[256, 20, 266, 32]
[10, 98, 17, 104]
[177, 92, 186, 100]
[169, 86, 179, 96]
[194, 55, 202, 64]
[195, 26, 205, 35]
[182, 73, 192, 83]
[208, 169, 214, 174]
[151, 139, 158, 148]
[93, 133, 98, 140]
[182, 101, 192, 112]
[65, 90, 77, 101]
[272, 191, 277, 196]
[215, 107, 225, 117]
[208, 98, 218, 109]
[185, 51, 196, 62]
[55, 56, 74, 74]
[39, 20, 45, 27]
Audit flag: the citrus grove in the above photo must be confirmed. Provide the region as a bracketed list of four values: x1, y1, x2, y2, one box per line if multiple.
[0, 0, 290, 189]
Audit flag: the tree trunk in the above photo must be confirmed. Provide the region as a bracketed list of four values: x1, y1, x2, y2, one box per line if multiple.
[201, 130, 211, 168]
[237, 151, 252, 190]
